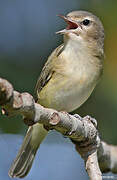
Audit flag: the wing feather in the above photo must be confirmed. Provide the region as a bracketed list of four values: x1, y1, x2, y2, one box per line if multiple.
[35, 44, 64, 96]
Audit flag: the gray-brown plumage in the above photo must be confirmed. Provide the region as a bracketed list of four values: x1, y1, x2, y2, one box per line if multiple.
[8, 10, 104, 178]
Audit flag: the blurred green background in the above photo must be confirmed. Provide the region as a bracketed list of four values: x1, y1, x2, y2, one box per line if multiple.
[0, 0, 117, 179]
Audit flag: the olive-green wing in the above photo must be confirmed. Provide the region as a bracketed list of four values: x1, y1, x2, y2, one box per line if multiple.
[35, 44, 64, 97]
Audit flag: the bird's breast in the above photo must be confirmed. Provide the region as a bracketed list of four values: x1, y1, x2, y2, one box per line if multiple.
[39, 41, 102, 112]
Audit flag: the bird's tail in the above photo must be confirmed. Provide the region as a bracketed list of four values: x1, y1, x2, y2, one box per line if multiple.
[8, 123, 48, 178]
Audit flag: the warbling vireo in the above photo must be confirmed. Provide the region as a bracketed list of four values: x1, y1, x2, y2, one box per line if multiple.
[9, 10, 104, 178]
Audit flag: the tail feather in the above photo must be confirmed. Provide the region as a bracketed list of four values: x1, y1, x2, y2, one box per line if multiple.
[8, 124, 47, 178]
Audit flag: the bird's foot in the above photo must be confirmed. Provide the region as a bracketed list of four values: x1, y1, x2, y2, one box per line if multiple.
[83, 115, 97, 128]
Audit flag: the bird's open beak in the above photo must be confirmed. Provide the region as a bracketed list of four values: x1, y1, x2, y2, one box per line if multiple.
[56, 14, 81, 34]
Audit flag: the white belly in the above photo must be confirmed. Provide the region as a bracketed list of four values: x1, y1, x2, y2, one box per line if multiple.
[52, 76, 97, 112]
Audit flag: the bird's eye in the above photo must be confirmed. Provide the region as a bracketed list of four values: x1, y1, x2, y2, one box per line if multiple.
[82, 19, 90, 26]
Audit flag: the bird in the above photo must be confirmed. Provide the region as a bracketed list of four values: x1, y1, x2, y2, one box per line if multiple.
[8, 10, 104, 178]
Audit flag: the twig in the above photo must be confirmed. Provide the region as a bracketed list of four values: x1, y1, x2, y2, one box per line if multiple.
[0, 77, 117, 180]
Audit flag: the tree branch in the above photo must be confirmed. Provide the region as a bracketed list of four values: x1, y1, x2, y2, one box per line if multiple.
[0, 77, 116, 180]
